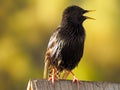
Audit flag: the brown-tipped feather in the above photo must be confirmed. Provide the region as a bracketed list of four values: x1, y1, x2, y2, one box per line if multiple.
[43, 60, 49, 79]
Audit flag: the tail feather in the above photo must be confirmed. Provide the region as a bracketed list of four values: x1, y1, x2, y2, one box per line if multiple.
[43, 60, 50, 79]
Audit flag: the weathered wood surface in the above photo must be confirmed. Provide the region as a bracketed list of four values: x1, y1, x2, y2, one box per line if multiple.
[27, 79, 120, 90]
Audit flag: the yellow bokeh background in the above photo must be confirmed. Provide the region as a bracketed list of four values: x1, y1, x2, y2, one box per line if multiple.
[0, 0, 120, 90]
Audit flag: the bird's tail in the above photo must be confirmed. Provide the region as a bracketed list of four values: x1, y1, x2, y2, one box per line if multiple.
[43, 60, 49, 79]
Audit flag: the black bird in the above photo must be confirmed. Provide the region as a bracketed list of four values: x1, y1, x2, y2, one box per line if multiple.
[43, 5, 94, 83]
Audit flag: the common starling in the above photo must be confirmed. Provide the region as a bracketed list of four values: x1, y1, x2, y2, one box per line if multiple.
[43, 5, 94, 83]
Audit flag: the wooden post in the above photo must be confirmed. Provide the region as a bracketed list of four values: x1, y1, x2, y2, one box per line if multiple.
[27, 79, 120, 90]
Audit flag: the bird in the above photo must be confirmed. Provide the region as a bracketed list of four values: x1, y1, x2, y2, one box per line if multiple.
[43, 5, 94, 83]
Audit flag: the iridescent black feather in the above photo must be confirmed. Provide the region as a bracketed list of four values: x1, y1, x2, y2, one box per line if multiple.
[44, 5, 88, 79]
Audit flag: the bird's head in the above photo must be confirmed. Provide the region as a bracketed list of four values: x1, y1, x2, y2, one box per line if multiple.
[62, 5, 95, 25]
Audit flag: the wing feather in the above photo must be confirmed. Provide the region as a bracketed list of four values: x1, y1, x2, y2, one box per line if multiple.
[43, 26, 61, 79]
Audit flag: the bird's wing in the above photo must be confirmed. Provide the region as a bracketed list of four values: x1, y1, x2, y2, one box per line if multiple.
[43, 26, 61, 79]
[47, 29, 59, 49]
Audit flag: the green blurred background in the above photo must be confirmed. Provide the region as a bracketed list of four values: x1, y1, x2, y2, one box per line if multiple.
[0, 0, 120, 90]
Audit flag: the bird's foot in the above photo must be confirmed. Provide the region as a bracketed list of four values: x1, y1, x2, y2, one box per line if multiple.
[72, 75, 81, 90]
[72, 76, 80, 83]
[48, 68, 58, 84]
[48, 75, 58, 84]
[70, 71, 80, 83]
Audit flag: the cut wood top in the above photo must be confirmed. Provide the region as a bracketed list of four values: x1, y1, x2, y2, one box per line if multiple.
[27, 79, 120, 90]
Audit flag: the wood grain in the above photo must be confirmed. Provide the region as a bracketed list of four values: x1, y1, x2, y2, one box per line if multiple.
[27, 79, 120, 90]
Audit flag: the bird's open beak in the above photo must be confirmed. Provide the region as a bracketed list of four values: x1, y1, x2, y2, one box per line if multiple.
[84, 10, 96, 20]
[86, 10, 96, 12]
[85, 16, 96, 20]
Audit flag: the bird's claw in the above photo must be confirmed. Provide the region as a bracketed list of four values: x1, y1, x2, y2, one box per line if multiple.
[72, 76, 80, 83]
[48, 75, 58, 84]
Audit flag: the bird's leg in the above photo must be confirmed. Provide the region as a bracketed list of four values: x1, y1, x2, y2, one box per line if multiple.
[70, 71, 80, 90]
[62, 70, 79, 83]
[62, 70, 70, 79]
[70, 71, 80, 83]
[48, 67, 58, 83]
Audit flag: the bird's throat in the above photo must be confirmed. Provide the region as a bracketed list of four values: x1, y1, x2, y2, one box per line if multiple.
[59, 23, 85, 41]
